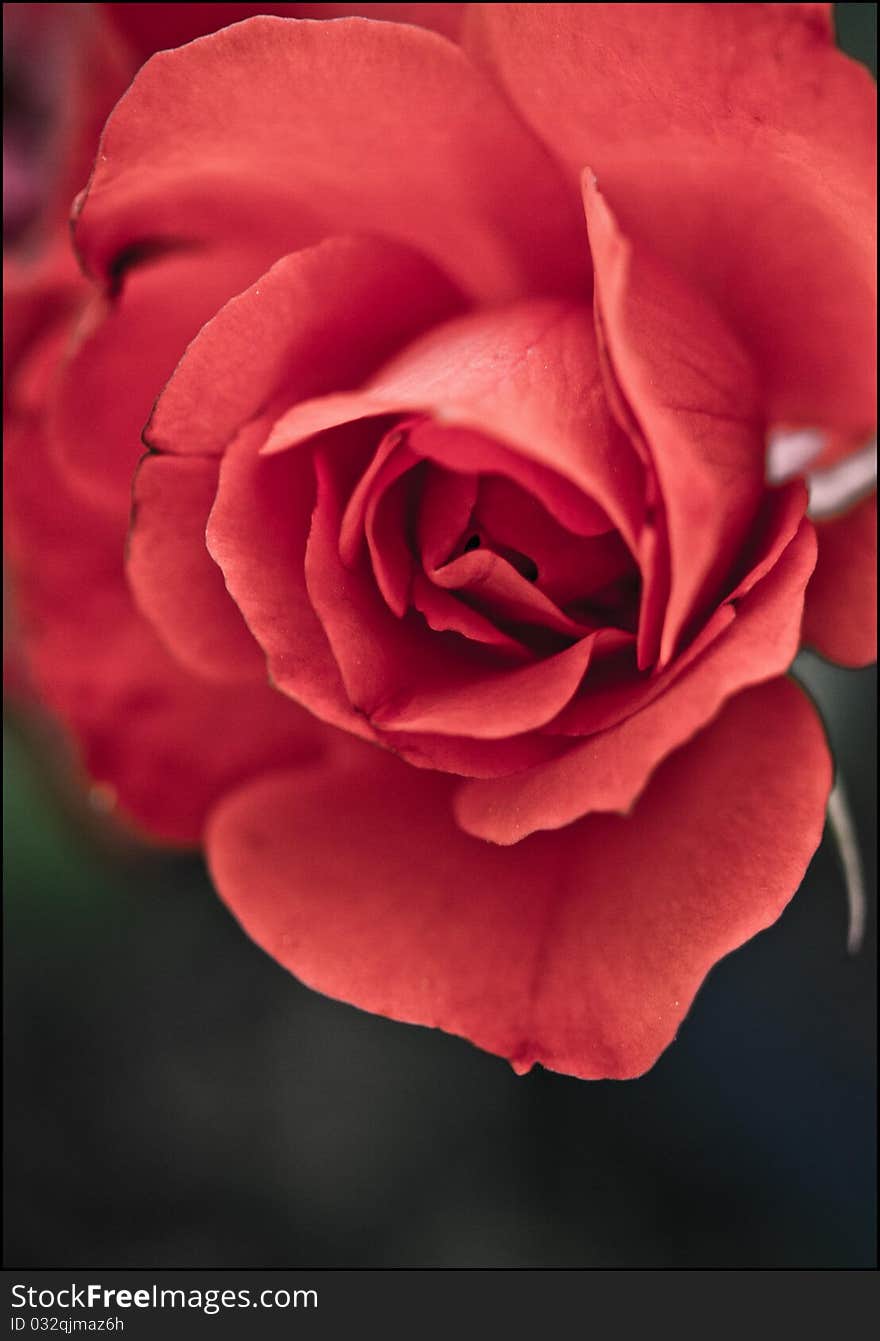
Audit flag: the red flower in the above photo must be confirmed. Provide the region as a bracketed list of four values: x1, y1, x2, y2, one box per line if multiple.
[4, 5, 875, 1078]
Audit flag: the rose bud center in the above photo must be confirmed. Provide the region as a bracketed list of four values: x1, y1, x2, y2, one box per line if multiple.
[336, 415, 641, 669]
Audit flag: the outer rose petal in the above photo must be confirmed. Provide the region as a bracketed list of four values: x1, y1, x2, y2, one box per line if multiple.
[456, 519, 817, 844]
[803, 494, 878, 667]
[207, 678, 831, 1081]
[4, 397, 327, 846]
[74, 16, 587, 304]
[49, 244, 287, 512]
[465, 2, 877, 431]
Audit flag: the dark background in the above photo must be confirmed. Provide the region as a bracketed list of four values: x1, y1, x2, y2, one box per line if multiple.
[3, 4, 877, 1269]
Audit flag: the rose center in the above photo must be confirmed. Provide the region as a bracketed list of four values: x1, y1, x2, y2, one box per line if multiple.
[459, 530, 539, 583]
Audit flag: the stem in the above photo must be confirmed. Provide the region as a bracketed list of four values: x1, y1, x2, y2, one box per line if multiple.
[827, 776, 867, 955]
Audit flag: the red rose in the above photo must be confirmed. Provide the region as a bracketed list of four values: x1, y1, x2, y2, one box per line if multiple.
[4, 6, 876, 1079]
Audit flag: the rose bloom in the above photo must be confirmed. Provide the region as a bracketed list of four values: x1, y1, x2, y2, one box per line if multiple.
[4, 4, 876, 1080]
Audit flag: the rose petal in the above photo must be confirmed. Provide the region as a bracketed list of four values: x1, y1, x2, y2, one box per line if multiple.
[376, 725, 569, 778]
[410, 572, 530, 658]
[128, 454, 267, 682]
[550, 480, 809, 738]
[429, 549, 594, 641]
[338, 424, 418, 566]
[4, 413, 327, 844]
[49, 244, 277, 511]
[372, 635, 597, 739]
[416, 465, 479, 571]
[802, 493, 877, 667]
[146, 236, 463, 457]
[407, 420, 617, 540]
[455, 519, 817, 843]
[584, 180, 766, 666]
[207, 676, 831, 1080]
[205, 418, 375, 741]
[74, 16, 587, 303]
[471, 473, 629, 609]
[363, 462, 419, 620]
[265, 301, 646, 551]
[467, 1, 877, 430]
[548, 606, 735, 742]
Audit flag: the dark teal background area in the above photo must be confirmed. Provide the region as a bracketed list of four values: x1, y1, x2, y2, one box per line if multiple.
[3, 4, 877, 1268]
